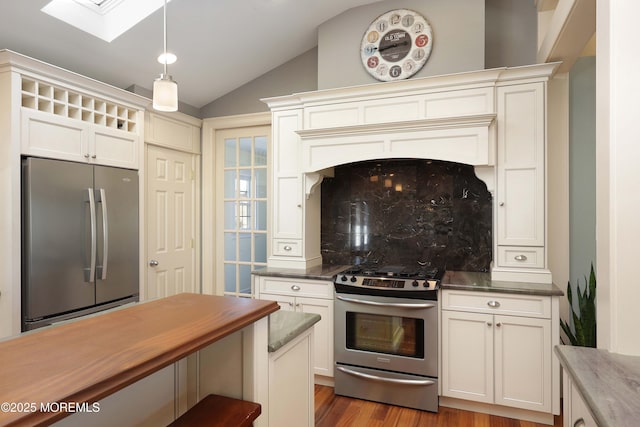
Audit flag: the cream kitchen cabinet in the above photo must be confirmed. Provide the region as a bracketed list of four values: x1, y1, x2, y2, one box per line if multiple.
[268, 323, 315, 427]
[562, 370, 597, 427]
[494, 82, 548, 283]
[441, 290, 553, 414]
[20, 78, 142, 169]
[256, 276, 333, 378]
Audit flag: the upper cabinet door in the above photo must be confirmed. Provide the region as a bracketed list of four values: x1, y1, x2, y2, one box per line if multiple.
[496, 83, 545, 247]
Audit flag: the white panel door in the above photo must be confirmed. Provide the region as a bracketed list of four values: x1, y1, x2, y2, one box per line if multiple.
[441, 310, 494, 403]
[146, 145, 197, 299]
[297, 296, 333, 377]
[494, 314, 551, 412]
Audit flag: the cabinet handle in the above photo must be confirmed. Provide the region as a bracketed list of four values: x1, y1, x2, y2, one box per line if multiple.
[573, 418, 585, 427]
[487, 300, 501, 308]
[283, 245, 292, 251]
[291, 285, 301, 291]
[514, 254, 528, 261]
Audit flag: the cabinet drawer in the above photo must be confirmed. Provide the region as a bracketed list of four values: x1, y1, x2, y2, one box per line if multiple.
[442, 290, 551, 318]
[497, 246, 544, 269]
[260, 277, 333, 299]
[272, 239, 302, 256]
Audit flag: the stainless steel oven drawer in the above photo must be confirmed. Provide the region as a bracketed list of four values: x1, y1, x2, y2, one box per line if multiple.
[335, 364, 438, 412]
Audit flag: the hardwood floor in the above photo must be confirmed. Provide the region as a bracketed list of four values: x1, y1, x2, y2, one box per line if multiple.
[315, 385, 562, 427]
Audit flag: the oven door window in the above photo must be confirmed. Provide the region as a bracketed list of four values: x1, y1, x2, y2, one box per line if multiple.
[345, 312, 424, 358]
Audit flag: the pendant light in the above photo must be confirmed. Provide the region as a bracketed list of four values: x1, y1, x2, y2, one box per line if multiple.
[152, 0, 178, 112]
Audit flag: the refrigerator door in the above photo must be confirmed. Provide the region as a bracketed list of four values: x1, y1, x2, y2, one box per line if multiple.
[22, 158, 96, 320]
[94, 165, 139, 304]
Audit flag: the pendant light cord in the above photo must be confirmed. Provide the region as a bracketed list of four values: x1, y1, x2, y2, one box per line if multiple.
[163, 0, 168, 75]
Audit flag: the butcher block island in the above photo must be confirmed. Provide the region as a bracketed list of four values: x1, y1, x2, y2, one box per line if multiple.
[0, 294, 279, 427]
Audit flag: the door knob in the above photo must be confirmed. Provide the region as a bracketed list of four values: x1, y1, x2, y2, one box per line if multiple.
[149, 260, 159, 267]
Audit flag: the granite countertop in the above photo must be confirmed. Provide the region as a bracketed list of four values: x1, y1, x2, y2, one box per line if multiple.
[252, 264, 350, 281]
[442, 270, 564, 296]
[555, 345, 640, 427]
[268, 310, 321, 353]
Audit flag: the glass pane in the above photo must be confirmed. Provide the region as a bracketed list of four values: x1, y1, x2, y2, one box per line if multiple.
[239, 233, 251, 262]
[255, 136, 267, 166]
[255, 168, 267, 198]
[239, 202, 251, 230]
[224, 264, 236, 293]
[255, 201, 267, 231]
[224, 233, 236, 261]
[239, 137, 252, 167]
[254, 233, 267, 263]
[239, 265, 252, 295]
[345, 313, 424, 358]
[224, 138, 236, 167]
[224, 170, 236, 198]
[238, 169, 252, 198]
[224, 202, 237, 230]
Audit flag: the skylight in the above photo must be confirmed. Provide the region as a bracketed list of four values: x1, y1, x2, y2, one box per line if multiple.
[41, 0, 169, 43]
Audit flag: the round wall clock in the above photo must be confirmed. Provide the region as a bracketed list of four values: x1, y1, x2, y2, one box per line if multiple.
[360, 9, 433, 82]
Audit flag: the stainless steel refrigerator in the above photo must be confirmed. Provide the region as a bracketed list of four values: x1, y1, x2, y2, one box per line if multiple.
[22, 157, 139, 331]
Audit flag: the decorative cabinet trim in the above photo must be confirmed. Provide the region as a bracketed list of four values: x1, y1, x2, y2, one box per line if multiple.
[21, 77, 139, 133]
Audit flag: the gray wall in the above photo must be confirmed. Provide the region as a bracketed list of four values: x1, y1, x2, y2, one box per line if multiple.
[199, 48, 318, 118]
[485, 0, 538, 68]
[201, 0, 537, 118]
[569, 56, 596, 292]
[317, 0, 485, 89]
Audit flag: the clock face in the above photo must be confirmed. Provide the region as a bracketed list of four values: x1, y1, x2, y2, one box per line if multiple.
[361, 9, 433, 82]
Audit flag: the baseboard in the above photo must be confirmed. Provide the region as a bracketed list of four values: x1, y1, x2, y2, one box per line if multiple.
[439, 396, 555, 425]
[314, 375, 334, 387]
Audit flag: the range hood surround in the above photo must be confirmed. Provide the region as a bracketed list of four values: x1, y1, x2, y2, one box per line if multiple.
[263, 63, 559, 284]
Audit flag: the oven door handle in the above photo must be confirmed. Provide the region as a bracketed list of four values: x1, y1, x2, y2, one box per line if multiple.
[336, 295, 436, 309]
[336, 366, 435, 386]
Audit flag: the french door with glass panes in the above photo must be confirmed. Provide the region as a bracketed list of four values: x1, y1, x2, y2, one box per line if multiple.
[216, 127, 269, 297]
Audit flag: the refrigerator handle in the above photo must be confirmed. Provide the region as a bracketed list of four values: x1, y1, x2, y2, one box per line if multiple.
[98, 188, 109, 280]
[86, 188, 97, 283]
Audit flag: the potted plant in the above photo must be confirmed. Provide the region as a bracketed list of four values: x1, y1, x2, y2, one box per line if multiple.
[560, 263, 596, 347]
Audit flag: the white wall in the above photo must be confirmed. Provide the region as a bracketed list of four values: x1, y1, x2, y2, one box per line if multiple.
[596, 0, 640, 356]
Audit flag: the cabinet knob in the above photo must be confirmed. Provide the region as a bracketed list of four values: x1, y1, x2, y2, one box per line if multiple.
[91, 154, 97, 159]
[499, 202, 505, 206]
[84, 153, 90, 159]
[283, 245, 292, 251]
[514, 254, 528, 261]
[487, 322, 492, 327]
[149, 260, 159, 267]
[291, 285, 301, 291]
[487, 300, 501, 308]
[573, 418, 585, 427]
[496, 322, 502, 327]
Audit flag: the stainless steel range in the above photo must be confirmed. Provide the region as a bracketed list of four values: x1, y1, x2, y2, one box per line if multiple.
[334, 264, 443, 412]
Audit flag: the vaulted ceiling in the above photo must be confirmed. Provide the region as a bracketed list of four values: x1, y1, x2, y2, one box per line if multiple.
[0, 0, 382, 109]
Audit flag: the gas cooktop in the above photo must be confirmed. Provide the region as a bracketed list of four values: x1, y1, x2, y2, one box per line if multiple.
[334, 263, 444, 297]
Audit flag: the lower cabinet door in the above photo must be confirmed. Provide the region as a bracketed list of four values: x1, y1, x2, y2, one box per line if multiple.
[269, 329, 314, 427]
[441, 310, 494, 403]
[297, 297, 334, 378]
[494, 315, 551, 412]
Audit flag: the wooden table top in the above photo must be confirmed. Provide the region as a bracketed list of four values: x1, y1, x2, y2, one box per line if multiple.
[0, 293, 279, 427]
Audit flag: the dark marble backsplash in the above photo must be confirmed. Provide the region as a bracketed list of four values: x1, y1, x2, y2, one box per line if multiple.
[320, 159, 492, 272]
